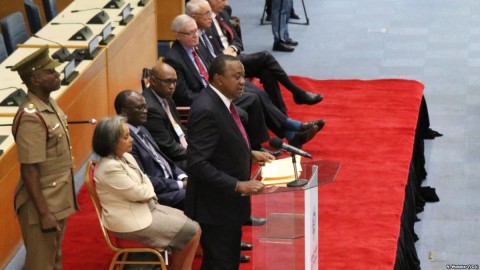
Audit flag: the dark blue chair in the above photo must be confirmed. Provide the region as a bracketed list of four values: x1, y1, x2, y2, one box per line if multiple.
[42, 0, 58, 22]
[0, 34, 8, 63]
[24, 0, 43, 34]
[0, 12, 29, 54]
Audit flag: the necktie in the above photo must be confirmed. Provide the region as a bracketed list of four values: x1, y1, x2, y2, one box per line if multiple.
[192, 49, 209, 84]
[216, 15, 234, 42]
[201, 32, 216, 58]
[162, 99, 188, 148]
[137, 129, 173, 178]
[229, 103, 250, 148]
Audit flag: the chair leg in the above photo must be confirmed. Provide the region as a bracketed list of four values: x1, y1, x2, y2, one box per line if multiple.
[260, 1, 268, 25]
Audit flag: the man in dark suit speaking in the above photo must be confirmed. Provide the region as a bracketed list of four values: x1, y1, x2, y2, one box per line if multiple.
[186, 54, 274, 269]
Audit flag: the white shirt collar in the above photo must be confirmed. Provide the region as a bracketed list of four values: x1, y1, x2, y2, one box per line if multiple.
[209, 84, 232, 111]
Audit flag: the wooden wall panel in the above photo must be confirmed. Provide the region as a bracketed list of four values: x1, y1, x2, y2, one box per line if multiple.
[0, 147, 22, 270]
[156, 0, 184, 41]
[106, 0, 157, 115]
[57, 49, 109, 168]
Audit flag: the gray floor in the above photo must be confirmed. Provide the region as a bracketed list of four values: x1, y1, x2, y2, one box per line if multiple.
[6, 0, 480, 269]
[231, 0, 480, 268]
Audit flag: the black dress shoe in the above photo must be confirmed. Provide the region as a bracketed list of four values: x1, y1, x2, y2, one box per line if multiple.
[273, 41, 295, 52]
[244, 216, 267, 226]
[420, 186, 440, 203]
[290, 13, 301, 20]
[293, 92, 323, 105]
[424, 128, 443, 139]
[260, 147, 282, 157]
[286, 38, 299, 46]
[289, 126, 320, 148]
[240, 254, 250, 263]
[240, 242, 253, 251]
[300, 119, 326, 132]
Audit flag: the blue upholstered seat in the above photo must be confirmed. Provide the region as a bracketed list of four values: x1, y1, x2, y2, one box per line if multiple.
[24, 0, 43, 34]
[0, 12, 29, 55]
[42, 0, 58, 22]
[0, 34, 9, 63]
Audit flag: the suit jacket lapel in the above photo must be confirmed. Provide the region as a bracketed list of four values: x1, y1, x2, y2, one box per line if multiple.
[208, 24, 226, 51]
[145, 87, 168, 119]
[205, 28, 223, 55]
[197, 42, 214, 66]
[205, 87, 249, 150]
[129, 128, 151, 154]
[139, 126, 162, 153]
[172, 41, 205, 86]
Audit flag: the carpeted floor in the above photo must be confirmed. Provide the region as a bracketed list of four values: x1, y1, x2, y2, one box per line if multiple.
[62, 76, 423, 269]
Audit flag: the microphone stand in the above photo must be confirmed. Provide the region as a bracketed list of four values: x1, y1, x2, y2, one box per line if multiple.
[0, 119, 97, 127]
[286, 153, 308, 187]
[260, 0, 310, 25]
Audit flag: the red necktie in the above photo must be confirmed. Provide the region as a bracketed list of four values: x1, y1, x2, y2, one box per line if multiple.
[216, 15, 234, 42]
[229, 103, 250, 148]
[192, 49, 209, 83]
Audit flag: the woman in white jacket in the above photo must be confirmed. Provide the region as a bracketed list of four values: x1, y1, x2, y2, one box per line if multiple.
[92, 116, 201, 270]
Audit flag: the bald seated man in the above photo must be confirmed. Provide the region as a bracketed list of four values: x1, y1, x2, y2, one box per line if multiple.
[142, 59, 189, 170]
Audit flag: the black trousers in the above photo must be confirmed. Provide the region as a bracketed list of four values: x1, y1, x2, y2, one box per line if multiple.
[240, 51, 307, 115]
[244, 82, 288, 138]
[200, 223, 242, 270]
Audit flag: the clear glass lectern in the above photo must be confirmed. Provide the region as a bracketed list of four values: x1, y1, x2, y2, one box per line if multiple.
[250, 159, 341, 270]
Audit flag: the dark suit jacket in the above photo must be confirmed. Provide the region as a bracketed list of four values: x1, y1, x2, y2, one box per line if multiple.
[164, 41, 210, 106]
[129, 125, 186, 209]
[165, 40, 271, 147]
[209, 10, 244, 52]
[142, 87, 187, 164]
[186, 86, 251, 227]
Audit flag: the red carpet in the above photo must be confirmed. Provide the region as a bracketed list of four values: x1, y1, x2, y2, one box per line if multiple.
[62, 77, 423, 269]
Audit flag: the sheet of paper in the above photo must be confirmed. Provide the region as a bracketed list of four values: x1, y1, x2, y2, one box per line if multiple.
[261, 155, 302, 185]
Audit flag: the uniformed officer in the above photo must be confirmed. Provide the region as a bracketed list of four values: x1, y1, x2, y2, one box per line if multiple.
[10, 46, 78, 270]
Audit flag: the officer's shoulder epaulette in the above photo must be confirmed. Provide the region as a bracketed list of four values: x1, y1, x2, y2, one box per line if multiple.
[12, 102, 48, 139]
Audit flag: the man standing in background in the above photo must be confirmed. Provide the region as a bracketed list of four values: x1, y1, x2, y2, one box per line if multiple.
[11, 46, 78, 270]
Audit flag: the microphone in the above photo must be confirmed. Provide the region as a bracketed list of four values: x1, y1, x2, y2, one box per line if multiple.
[32, 34, 71, 63]
[269, 137, 310, 187]
[138, 0, 149, 7]
[269, 137, 313, 159]
[68, 118, 97, 124]
[51, 22, 93, 41]
[104, 0, 125, 9]
[71, 8, 110, 24]
[0, 87, 26, 107]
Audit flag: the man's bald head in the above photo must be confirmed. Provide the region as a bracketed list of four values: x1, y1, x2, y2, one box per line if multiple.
[150, 59, 178, 99]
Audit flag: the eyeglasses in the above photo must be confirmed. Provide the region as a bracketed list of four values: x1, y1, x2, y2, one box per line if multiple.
[123, 104, 147, 111]
[195, 10, 213, 17]
[177, 29, 198, 37]
[152, 75, 177, 85]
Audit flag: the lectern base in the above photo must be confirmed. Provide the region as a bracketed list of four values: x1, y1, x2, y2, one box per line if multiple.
[287, 179, 308, 187]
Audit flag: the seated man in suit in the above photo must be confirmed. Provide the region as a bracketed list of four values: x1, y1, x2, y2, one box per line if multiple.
[165, 14, 325, 149]
[143, 58, 188, 171]
[201, 0, 322, 113]
[115, 90, 187, 210]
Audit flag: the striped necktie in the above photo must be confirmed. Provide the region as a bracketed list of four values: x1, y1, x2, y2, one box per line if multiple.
[192, 49, 209, 83]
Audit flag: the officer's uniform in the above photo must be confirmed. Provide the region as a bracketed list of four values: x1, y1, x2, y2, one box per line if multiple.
[10, 46, 78, 270]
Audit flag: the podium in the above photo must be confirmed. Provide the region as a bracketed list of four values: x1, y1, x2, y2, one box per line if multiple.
[250, 159, 341, 269]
